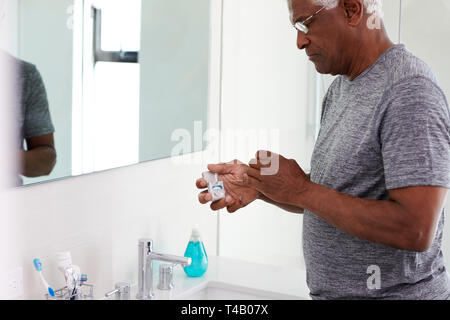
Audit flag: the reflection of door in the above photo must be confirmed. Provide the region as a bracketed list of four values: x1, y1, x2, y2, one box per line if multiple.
[72, 0, 141, 175]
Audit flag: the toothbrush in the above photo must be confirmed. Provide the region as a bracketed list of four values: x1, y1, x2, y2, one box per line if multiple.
[33, 259, 56, 297]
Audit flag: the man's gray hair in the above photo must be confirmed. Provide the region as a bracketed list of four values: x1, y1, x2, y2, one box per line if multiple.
[313, 0, 382, 15]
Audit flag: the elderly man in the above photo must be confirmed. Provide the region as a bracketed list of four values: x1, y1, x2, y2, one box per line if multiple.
[196, 0, 450, 300]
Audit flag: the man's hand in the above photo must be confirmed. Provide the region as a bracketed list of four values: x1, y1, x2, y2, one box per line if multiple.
[196, 160, 260, 213]
[20, 133, 57, 178]
[245, 150, 310, 205]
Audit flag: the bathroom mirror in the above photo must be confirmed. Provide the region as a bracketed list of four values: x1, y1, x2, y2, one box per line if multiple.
[6, 0, 210, 186]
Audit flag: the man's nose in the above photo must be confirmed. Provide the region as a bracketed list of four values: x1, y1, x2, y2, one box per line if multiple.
[297, 31, 310, 50]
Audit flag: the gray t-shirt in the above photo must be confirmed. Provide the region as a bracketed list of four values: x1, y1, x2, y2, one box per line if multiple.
[2, 52, 55, 186]
[12, 55, 55, 146]
[304, 44, 450, 300]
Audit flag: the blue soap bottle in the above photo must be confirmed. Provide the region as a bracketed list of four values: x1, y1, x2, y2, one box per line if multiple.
[183, 225, 208, 277]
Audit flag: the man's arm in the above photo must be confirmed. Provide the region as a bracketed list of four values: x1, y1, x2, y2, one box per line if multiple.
[246, 151, 448, 252]
[258, 174, 310, 214]
[20, 133, 57, 178]
[291, 183, 447, 252]
[19, 62, 56, 178]
[258, 193, 305, 214]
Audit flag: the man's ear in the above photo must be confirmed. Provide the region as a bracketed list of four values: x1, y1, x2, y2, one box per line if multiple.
[340, 0, 364, 26]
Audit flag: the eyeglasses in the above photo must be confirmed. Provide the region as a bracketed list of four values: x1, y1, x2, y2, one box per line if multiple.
[293, 6, 326, 34]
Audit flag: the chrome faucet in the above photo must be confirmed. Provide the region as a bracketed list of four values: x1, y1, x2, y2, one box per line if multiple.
[137, 238, 192, 300]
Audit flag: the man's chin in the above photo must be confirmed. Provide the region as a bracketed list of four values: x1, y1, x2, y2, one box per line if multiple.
[313, 62, 326, 74]
[312, 62, 334, 76]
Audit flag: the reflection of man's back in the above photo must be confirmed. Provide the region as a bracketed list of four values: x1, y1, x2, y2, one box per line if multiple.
[2, 51, 57, 186]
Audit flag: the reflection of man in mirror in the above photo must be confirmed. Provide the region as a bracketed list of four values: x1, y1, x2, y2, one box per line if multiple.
[0, 0, 57, 186]
[15, 57, 57, 184]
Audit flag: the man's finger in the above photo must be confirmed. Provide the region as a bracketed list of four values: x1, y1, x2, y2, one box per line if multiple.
[248, 158, 260, 169]
[249, 158, 272, 170]
[196, 178, 208, 189]
[243, 173, 263, 191]
[207, 163, 233, 175]
[227, 201, 242, 213]
[256, 150, 278, 167]
[210, 196, 233, 211]
[256, 150, 273, 161]
[198, 191, 213, 204]
[246, 166, 262, 181]
[227, 205, 238, 214]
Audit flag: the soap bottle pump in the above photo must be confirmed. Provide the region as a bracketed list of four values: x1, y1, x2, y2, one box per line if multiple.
[183, 225, 208, 277]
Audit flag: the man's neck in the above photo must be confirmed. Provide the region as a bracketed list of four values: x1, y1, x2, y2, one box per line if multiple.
[346, 32, 394, 81]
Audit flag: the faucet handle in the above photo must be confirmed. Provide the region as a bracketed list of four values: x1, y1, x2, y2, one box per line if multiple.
[157, 264, 175, 290]
[139, 238, 153, 251]
[105, 282, 131, 300]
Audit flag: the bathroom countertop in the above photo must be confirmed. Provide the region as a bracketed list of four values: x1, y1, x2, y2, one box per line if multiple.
[113, 255, 310, 300]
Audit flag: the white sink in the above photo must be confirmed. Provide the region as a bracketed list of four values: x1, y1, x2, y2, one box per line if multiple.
[106, 256, 310, 301]
[175, 281, 306, 300]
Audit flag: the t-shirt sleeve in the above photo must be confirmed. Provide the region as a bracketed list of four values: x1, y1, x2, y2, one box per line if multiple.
[23, 64, 55, 139]
[380, 76, 450, 190]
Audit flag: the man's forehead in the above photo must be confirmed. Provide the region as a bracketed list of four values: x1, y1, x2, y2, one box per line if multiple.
[288, 0, 317, 23]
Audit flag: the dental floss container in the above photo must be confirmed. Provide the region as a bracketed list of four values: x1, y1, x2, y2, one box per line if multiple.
[202, 171, 226, 202]
[183, 225, 208, 277]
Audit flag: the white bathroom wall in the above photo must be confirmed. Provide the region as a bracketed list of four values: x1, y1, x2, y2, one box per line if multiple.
[0, 94, 20, 299]
[0, 0, 18, 54]
[218, 0, 314, 269]
[2, 0, 224, 300]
